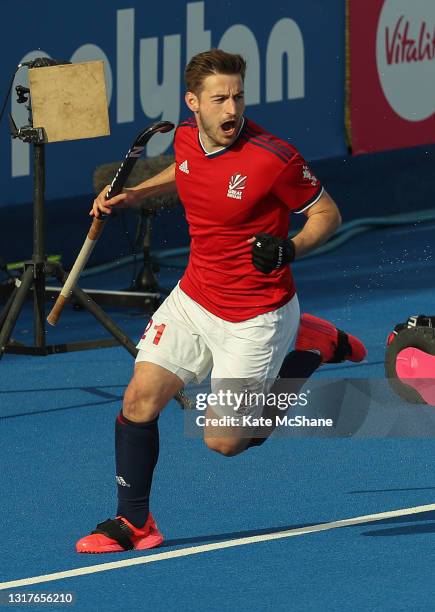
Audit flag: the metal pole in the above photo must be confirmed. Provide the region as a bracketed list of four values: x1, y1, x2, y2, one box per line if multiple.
[33, 142, 46, 348]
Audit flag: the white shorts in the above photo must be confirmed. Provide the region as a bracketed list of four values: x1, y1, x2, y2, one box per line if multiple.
[136, 284, 300, 416]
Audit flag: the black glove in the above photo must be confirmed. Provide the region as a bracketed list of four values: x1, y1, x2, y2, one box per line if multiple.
[251, 233, 295, 274]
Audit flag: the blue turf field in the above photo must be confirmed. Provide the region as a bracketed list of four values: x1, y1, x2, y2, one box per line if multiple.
[1, 221, 435, 611]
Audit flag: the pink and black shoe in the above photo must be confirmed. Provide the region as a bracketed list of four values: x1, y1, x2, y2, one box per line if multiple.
[76, 513, 163, 554]
[295, 313, 367, 364]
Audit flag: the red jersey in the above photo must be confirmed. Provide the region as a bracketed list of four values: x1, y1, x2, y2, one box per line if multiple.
[175, 117, 323, 322]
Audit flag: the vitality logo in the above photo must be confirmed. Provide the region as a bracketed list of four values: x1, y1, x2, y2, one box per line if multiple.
[227, 173, 247, 200]
[376, 0, 435, 121]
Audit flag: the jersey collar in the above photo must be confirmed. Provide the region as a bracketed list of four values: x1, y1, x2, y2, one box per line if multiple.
[198, 117, 245, 159]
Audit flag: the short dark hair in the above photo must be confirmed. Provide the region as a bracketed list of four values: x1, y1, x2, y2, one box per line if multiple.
[184, 49, 246, 94]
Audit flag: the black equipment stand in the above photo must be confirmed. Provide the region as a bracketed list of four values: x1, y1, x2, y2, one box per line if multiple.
[0, 116, 146, 359]
[130, 207, 170, 298]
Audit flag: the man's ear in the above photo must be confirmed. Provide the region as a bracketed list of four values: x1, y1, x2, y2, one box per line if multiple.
[185, 91, 199, 113]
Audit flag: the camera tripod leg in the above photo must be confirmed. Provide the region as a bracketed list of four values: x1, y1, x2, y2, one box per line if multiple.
[70, 284, 138, 357]
[0, 266, 34, 358]
[0, 285, 19, 329]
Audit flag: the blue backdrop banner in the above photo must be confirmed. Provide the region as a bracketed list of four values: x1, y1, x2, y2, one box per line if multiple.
[0, 0, 346, 207]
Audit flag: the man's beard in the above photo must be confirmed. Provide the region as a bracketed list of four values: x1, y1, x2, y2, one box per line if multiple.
[199, 113, 239, 148]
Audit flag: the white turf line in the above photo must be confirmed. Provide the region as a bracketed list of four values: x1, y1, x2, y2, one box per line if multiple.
[1, 502, 435, 590]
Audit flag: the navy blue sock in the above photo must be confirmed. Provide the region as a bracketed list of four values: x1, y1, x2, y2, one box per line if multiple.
[248, 350, 322, 448]
[276, 350, 322, 379]
[115, 411, 159, 528]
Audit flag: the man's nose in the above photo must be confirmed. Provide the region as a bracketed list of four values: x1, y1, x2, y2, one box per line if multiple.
[224, 97, 237, 116]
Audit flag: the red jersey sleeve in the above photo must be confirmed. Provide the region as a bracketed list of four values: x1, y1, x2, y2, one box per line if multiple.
[271, 152, 323, 213]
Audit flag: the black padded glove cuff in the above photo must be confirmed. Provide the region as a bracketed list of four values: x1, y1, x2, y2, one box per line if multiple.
[252, 233, 295, 274]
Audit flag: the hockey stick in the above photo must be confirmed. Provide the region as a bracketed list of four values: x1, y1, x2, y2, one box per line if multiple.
[45, 121, 193, 410]
[47, 120, 174, 326]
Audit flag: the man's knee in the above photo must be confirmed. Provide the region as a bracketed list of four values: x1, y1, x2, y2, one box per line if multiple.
[203, 436, 247, 457]
[123, 381, 162, 422]
[123, 362, 184, 422]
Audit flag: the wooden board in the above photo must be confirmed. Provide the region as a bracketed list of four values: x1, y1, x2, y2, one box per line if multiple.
[28, 60, 110, 143]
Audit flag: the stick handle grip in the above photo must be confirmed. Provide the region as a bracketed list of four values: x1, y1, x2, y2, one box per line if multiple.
[88, 216, 107, 240]
[46, 294, 68, 327]
[47, 217, 107, 326]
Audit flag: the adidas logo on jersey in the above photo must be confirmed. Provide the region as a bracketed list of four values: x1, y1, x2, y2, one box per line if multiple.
[227, 173, 247, 200]
[179, 160, 189, 174]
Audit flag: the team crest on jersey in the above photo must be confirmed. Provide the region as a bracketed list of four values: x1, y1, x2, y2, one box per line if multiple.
[227, 173, 247, 200]
[302, 165, 318, 186]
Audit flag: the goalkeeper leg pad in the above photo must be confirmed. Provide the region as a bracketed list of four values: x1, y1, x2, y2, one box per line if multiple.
[385, 316, 435, 405]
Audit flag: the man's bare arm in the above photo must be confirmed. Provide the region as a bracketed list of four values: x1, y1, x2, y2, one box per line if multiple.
[91, 162, 177, 217]
[291, 190, 342, 258]
[248, 190, 342, 273]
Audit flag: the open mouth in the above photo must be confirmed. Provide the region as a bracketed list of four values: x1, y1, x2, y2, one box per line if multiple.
[221, 120, 238, 135]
